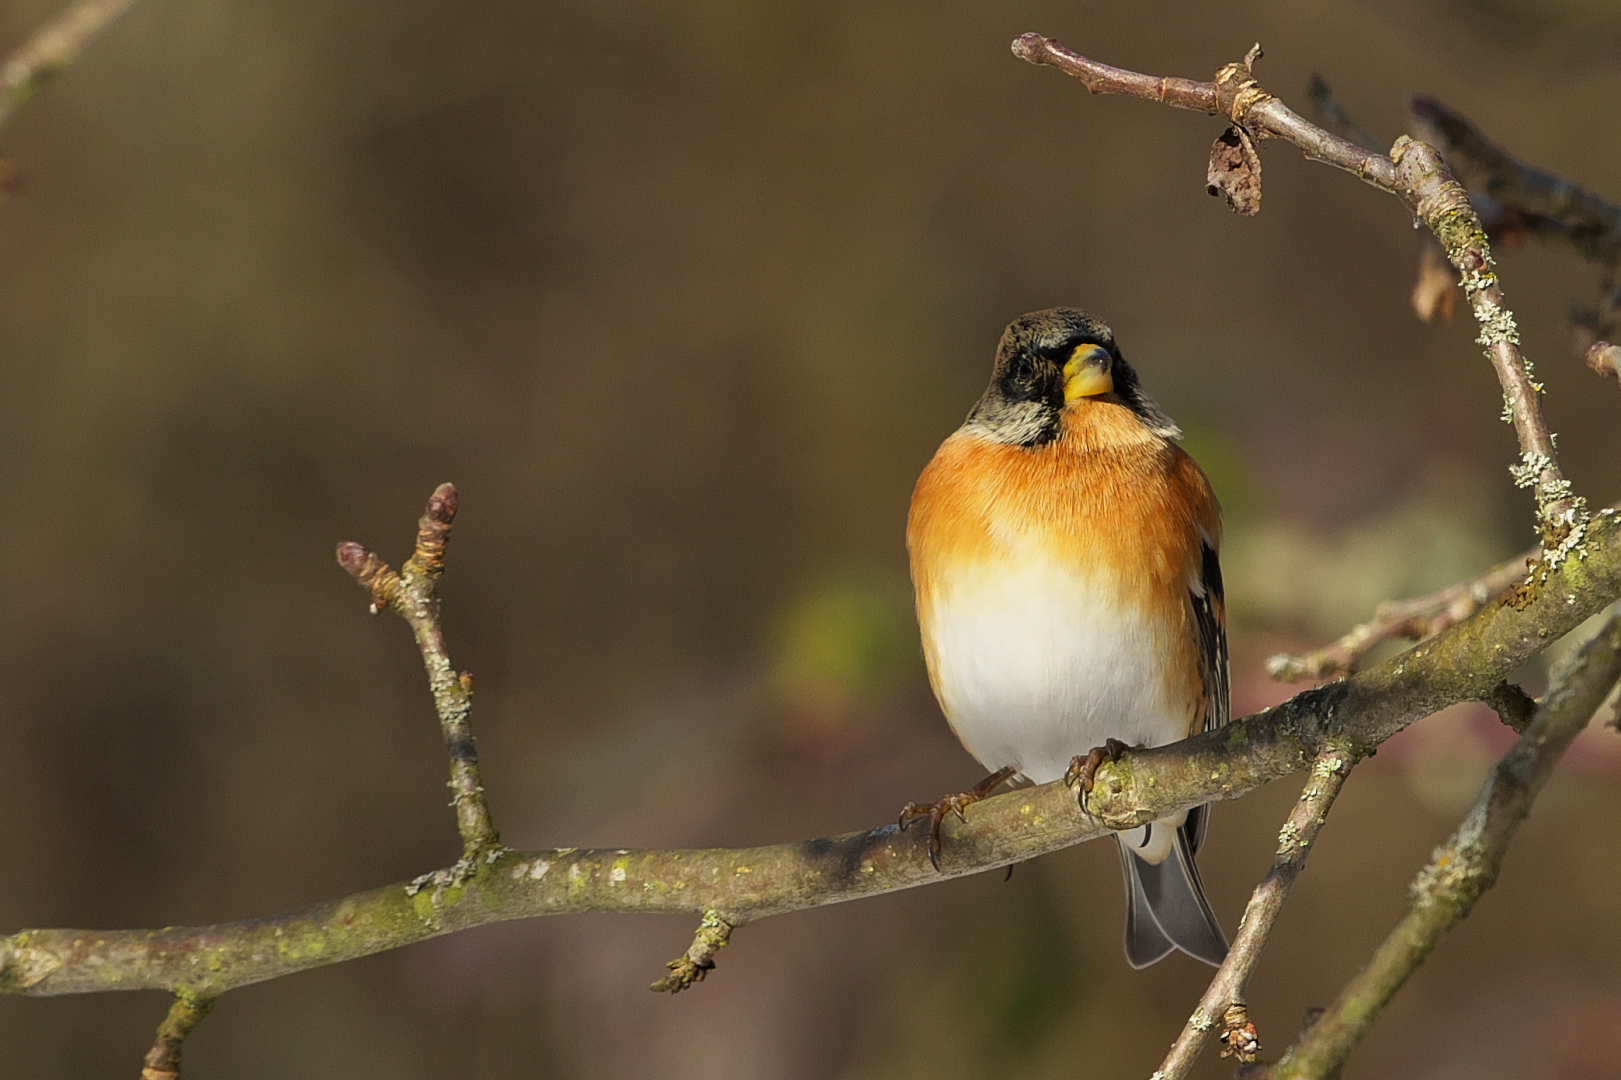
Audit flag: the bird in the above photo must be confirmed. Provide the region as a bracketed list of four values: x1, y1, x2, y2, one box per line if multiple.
[900, 307, 1229, 968]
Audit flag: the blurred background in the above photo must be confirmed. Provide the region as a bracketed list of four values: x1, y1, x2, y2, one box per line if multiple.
[0, 0, 1618, 1076]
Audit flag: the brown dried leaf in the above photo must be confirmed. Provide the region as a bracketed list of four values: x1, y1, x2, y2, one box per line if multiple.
[1586, 340, 1621, 384]
[1207, 125, 1262, 216]
[1411, 241, 1457, 323]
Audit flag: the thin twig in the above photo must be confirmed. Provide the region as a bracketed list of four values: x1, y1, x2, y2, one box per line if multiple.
[1011, 34, 1585, 546]
[4, 508, 1620, 1001]
[139, 994, 214, 1080]
[1269, 498, 1621, 682]
[1267, 550, 1536, 681]
[1272, 609, 1621, 1079]
[337, 483, 501, 864]
[649, 909, 735, 993]
[1153, 748, 1355, 1080]
[1304, 74, 1379, 151]
[0, 0, 142, 134]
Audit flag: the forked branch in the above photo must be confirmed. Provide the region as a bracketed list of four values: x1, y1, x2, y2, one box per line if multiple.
[1155, 748, 1356, 1080]
[1272, 610, 1621, 1078]
[1410, 96, 1621, 269]
[1011, 34, 1585, 546]
[337, 483, 502, 862]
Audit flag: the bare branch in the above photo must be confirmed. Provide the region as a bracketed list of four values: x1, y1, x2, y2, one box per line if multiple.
[4, 506, 1619, 1001]
[1410, 96, 1621, 269]
[1272, 609, 1621, 1079]
[1267, 550, 1535, 681]
[1408, 98, 1621, 347]
[139, 994, 213, 1080]
[1010, 33, 1584, 545]
[337, 483, 502, 862]
[0, 0, 142, 134]
[1304, 74, 1380, 152]
[1270, 497, 1621, 683]
[1155, 748, 1355, 1080]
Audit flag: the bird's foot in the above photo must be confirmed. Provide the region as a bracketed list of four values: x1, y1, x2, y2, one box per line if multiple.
[1064, 738, 1134, 810]
[898, 766, 1016, 870]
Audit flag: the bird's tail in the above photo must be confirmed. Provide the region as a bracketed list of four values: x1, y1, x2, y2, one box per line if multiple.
[1115, 820, 1228, 969]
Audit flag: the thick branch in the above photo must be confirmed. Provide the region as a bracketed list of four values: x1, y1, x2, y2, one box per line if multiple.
[1010, 34, 1583, 544]
[1273, 609, 1621, 1079]
[1155, 748, 1355, 1080]
[336, 483, 501, 859]
[0, 0, 141, 134]
[4, 511, 1619, 1000]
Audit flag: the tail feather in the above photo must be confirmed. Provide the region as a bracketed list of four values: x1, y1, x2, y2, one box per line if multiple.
[1119, 838, 1178, 968]
[1116, 824, 1228, 969]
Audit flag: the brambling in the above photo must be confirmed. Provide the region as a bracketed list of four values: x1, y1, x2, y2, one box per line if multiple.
[901, 308, 1229, 968]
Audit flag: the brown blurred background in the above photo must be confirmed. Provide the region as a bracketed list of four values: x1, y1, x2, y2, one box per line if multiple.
[1, 0, 1619, 1076]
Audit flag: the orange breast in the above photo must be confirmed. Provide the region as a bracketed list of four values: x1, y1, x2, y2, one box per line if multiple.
[908, 399, 1220, 742]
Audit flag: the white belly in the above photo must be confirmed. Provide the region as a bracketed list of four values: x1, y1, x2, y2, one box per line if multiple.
[923, 558, 1187, 785]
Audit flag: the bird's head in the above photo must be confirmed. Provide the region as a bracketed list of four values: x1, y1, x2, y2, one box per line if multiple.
[966, 308, 1181, 446]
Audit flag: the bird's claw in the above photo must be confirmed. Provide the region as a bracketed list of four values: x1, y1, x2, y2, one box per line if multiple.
[899, 798, 962, 870]
[898, 766, 1017, 871]
[1065, 738, 1133, 811]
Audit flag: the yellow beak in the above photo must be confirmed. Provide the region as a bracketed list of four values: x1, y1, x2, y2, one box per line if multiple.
[1063, 344, 1115, 401]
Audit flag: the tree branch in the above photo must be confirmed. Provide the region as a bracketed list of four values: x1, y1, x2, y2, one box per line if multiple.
[649, 909, 734, 994]
[1406, 97, 1621, 348]
[1272, 608, 1621, 1079]
[0, 0, 142, 135]
[1409, 96, 1621, 269]
[1304, 74, 1379, 152]
[1266, 548, 1536, 682]
[1270, 496, 1621, 683]
[3, 502, 1619, 1001]
[139, 994, 213, 1080]
[1010, 34, 1585, 545]
[1154, 748, 1356, 1080]
[336, 483, 502, 864]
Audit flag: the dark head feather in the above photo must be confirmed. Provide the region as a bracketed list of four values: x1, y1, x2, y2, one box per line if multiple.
[964, 307, 1181, 445]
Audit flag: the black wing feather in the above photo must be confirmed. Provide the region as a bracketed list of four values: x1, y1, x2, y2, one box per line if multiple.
[1184, 536, 1229, 856]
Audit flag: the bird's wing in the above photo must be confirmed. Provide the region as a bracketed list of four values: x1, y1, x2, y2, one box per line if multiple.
[1185, 532, 1229, 855]
[1193, 533, 1230, 736]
